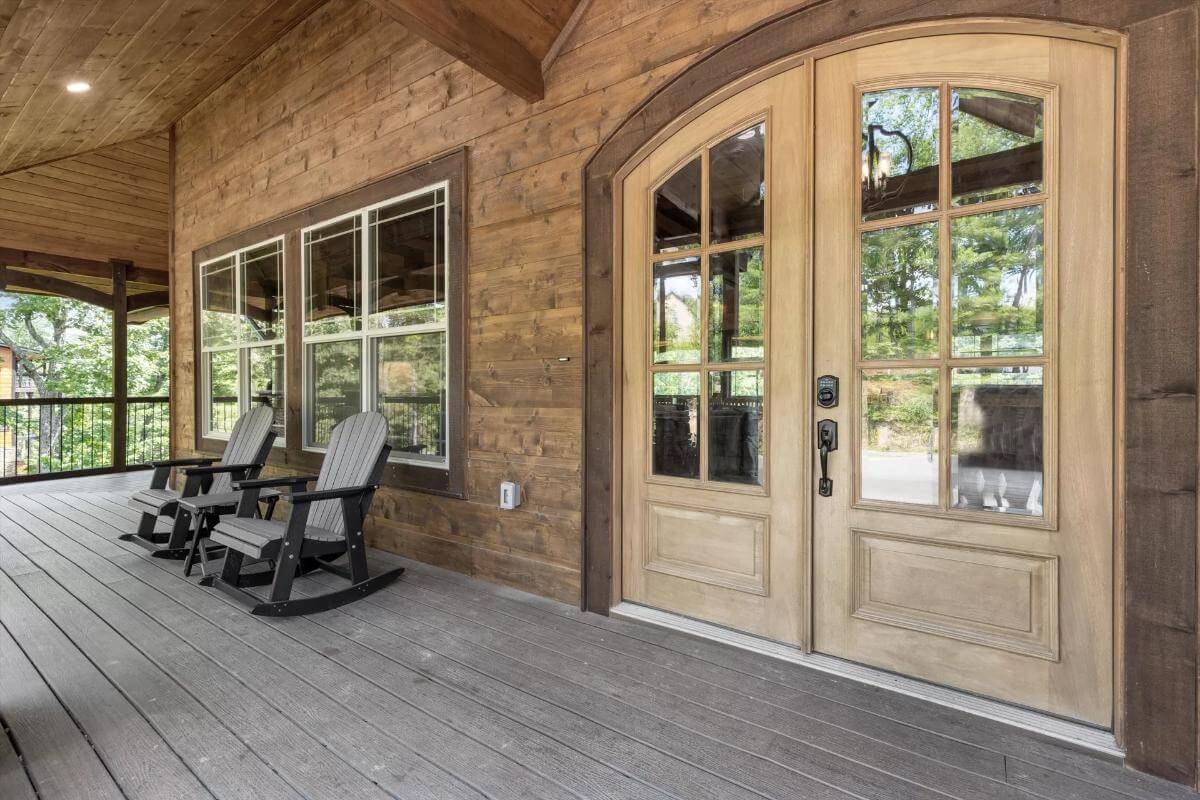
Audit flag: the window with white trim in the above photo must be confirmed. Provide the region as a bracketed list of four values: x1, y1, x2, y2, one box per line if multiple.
[198, 239, 286, 442]
[302, 183, 449, 468]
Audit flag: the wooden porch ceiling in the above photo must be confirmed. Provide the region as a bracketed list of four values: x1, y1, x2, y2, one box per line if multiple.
[368, 0, 591, 102]
[0, 0, 329, 174]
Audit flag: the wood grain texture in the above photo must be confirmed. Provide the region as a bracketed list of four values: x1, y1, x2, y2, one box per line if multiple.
[0, 132, 170, 276]
[171, 0, 813, 605]
[0, 0, 329, 173]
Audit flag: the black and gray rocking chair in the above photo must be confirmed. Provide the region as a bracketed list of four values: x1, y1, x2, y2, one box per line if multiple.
[122, 406, 279, 560]
[201, 411, 403, 616]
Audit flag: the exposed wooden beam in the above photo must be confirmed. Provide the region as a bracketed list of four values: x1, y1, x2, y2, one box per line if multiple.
[0, 247, 168, 286]
[369, 0, 546, 102]
[127, 290, 170, 311]
[542, 0, 591, 72]
[1, 269, 114, 309]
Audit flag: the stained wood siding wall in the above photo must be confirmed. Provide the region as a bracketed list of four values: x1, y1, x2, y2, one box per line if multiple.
[0, 132, 170, 270]
[171, 0, 816, 603]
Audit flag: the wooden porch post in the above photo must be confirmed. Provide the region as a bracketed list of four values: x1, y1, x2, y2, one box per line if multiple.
[112, 259, 130, 471]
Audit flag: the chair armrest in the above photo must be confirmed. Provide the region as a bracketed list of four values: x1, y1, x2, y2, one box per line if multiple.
[233, 475, 317, 491]
[183, 462, 262, 476]
[149, 457, 215, 469]
[290, 484, 377, 505]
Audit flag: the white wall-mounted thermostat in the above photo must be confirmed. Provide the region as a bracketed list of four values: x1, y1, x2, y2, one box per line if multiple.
[499, 481, 521, 510]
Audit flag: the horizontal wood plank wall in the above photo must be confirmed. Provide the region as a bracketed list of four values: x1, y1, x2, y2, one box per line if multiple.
[171, 0, 810, 603]
[0, 132, 170, 270]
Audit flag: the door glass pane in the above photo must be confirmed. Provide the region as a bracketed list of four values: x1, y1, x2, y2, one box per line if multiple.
[710, 123, 765, 244]
[861, 222, 939, 360]
[304, 216, 361, 337]
[951, 205, 1044, 357]
[241, 241, 284, 342]
[652, 256, 701, 364]
[374, 332, 446, 464]
[951, 366, 1044, 517]
[952, 88, 1043, 206]
[709, 247, 764, 362]
[206, 350, 239, 435]
[654, 158, 701, 253]
[200, 256, 237, 348]
[708, 370, 764, 485]
[652, 371, 699, 478]
[861, 87, 940, 221]
[370, 190, 445, 328]
[861, 369, 938, 505]
[248, 344, 285, 441]
[306, 340, 362, 447]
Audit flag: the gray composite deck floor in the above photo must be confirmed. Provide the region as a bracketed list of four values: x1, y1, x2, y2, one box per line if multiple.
[0, 473, 1195, 800]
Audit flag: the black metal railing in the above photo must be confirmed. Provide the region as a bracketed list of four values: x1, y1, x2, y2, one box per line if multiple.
[0, 396, 170, 480]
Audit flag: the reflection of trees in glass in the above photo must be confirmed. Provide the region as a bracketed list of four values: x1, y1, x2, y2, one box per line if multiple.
[375, 333, 445, 459]
[861, 223, 939, 359]
[863, 369, 937, 453]
[951, 88, 1043, 204]
[862, 88, 940, 174]
[308, 340, 362, 446]
[952, 205, 1044, 356]
[207, 350, 239, 433]
[653, 258, 701, 363]
[709, 247, 763, 362]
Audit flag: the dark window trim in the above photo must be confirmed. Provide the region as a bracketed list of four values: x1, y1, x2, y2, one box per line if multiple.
[193, 148, 467, 498]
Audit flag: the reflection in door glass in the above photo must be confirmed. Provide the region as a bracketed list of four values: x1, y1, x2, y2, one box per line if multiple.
[951, 367, 1043, 516]
[654, 158, 702, 253]
[652, 372, 700, 478]
[951, 205, 1044, 357]
[710, 123, 765, 244]
[861, 87, 940, 221]
[952, 88, 1043, 206]
[708, 370, 764, 485]
[861, 369, 938, 505]
[861, 223, 939, 359]
[652, 257, 702, 364]
[709, 247, 764, 362]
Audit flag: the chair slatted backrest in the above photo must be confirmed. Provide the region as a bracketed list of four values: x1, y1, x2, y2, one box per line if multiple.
[308, 411, 389, 534]
[212, 406, 276, 493]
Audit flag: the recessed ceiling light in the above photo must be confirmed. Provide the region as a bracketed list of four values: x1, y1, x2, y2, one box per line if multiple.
[65, 81, 91, 93]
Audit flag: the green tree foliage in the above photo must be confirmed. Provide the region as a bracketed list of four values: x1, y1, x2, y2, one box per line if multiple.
[0, 292, 169, 475]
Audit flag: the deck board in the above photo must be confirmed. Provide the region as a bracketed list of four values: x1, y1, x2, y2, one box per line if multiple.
[0, 473, 1194, 800]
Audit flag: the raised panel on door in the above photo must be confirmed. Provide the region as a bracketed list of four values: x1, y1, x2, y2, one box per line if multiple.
[812, 34, 1114, 725]
[621, 65, 809, 646]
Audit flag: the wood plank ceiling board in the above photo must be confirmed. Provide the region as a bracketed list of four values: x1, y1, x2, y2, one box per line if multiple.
[367, 0, 589, 102]
[0, 0, 329, 174]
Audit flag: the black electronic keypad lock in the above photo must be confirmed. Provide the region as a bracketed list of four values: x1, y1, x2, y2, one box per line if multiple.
[817, 375, 839, 408]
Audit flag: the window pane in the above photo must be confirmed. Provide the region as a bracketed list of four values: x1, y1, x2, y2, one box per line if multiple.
[370, 192, 444, 328]
[306, 340, 361, 447]
[952, 88, 1043, 206]
[201, 256, 237, 347]
[861, 369, 938, 505]
[241, 241, 285, 342]
[374, 333, 446, 464]
[248, 344, 285, 441]
[951, 366, 1044, 517]
[710, 123, 765, 244]
[861, 87, 939, 221]
[709, 247, 764, 362]
[654, 157, 701, 253]
[708, 370, 764, 485]
[304, 216, 361, 337]
[861, 222, 939, 360]
[652, 371, 699, 478]
[652, 256, 701, 364]
[206, 350, 239, 435]
[951, 205, 1044, 357]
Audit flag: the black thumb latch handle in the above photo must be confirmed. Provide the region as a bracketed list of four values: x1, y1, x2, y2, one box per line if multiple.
[817, 419, 838, 497]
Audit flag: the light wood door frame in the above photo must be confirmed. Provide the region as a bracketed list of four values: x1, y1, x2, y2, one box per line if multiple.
[605, 17, 1124, 729]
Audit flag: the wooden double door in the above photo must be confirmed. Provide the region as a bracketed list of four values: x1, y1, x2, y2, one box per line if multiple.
[621, 32, 1116, 726]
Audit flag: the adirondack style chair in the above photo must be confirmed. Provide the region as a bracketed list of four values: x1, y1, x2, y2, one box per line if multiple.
[201, 411, 403, 616]
[122, 406, 279, 560]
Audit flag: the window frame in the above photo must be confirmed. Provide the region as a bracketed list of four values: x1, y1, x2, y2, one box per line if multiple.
[197, 235, 287, 444]
[192, 148, 467, 498]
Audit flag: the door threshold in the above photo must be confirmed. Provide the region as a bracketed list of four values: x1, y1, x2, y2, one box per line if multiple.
[610, 601, 1122, 758]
